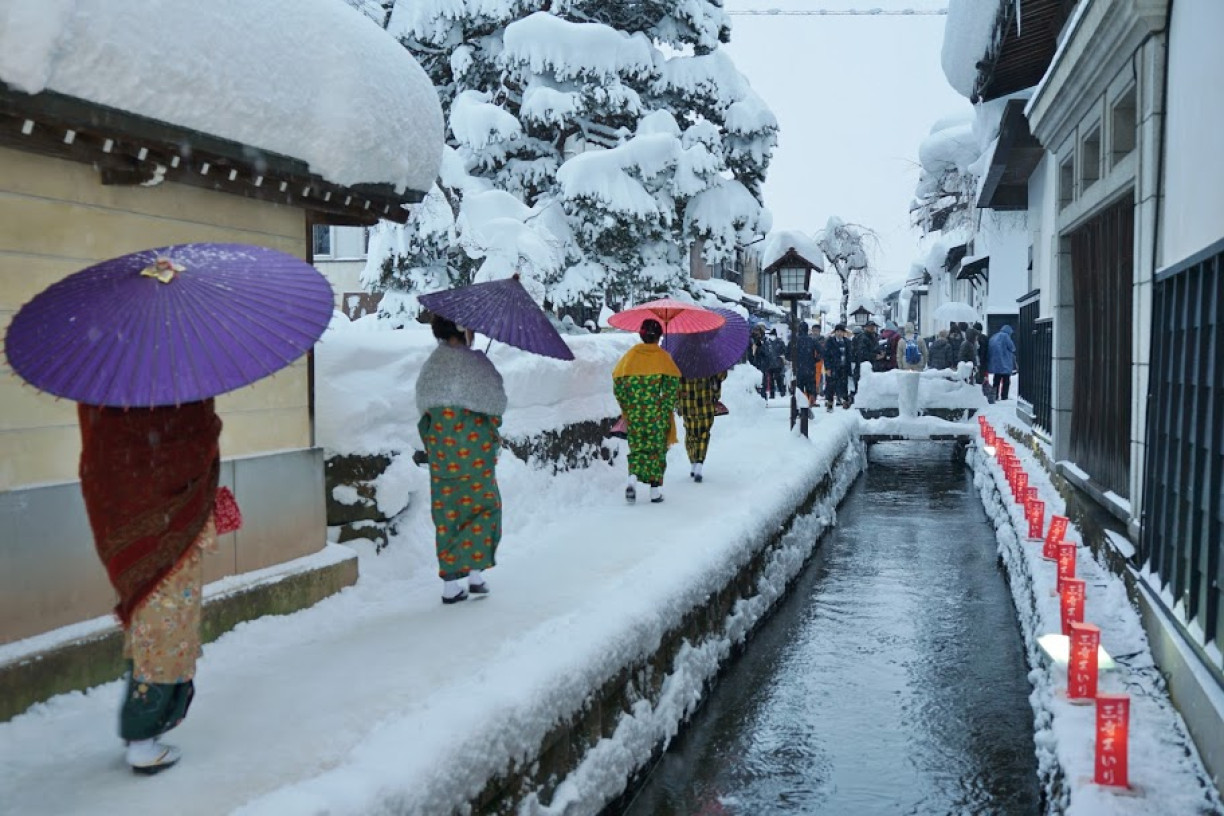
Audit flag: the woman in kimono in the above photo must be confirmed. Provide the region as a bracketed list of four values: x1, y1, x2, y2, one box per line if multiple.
[416, 315, 508, 604]
[676, 370, 727, 483]
[612, 319, 681, 503]
[77, 398, 222, 774]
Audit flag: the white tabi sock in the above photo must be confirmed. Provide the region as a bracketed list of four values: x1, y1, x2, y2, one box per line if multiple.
[442, 579, 464, 599]
[692, 462, 703, 477]
[468, 570, 485, 587]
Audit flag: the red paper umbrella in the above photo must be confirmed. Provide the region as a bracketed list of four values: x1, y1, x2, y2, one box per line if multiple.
[608, 299, 725, 335]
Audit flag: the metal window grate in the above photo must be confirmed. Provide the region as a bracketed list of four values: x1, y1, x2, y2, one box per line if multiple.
[1017, 298, 1053, 433]
[1141, 237, 1224, 659]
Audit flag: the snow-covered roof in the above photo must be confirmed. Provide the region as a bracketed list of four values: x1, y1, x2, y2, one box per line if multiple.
[0, 0, 444, 196]
[761, 230, 824, 272]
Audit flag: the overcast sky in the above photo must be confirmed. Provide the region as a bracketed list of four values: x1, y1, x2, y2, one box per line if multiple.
[723, 0, 969, 289]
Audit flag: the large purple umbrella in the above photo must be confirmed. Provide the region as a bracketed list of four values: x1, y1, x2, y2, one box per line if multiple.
[662, 307, 750, 378]
[4, 243, 334, 407]
[418, 275, 574, 361]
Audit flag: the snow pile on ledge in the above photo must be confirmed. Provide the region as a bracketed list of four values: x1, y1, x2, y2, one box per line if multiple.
[969, 413, 1222, 814]
[942, 0, 1004, 98]
[0, 0, 444, 193]
[853, 365, 987, 413]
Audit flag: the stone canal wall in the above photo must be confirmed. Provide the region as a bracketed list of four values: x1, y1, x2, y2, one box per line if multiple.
[469, 434, 865, 815]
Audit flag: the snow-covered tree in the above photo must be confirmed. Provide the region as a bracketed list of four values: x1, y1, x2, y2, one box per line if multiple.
[815, 216, 877, 324]
[369, 0, 775, 317]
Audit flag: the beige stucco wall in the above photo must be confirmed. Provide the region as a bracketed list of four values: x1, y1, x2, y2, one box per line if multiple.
[0, 146, 312, 491]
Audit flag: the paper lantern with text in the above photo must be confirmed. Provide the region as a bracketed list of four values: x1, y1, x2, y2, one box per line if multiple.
[1013, 471, 1029, 501]
[1095, 694, 1130, 788]
[1061, 578, 1085, 635]
[1044, 515, 1069, 560]
[1068, 622, 1101, 700]
[1026, 499, 1045, 539]
[1057, 541, 1078, 593]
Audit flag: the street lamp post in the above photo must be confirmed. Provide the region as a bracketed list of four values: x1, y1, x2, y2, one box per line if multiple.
[763, 247, 817, 437]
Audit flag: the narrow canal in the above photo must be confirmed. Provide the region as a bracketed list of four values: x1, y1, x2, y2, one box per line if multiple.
[622, 442, 1041, 815]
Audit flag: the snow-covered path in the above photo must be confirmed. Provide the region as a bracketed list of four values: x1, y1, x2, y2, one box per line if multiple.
[0, 377, 855, 816]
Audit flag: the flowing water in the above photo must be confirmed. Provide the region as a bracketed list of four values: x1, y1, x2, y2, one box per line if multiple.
[622, 442, 1041, 815]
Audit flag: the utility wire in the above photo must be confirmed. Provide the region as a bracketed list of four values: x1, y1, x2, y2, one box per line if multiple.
[727, 8, 947, 15]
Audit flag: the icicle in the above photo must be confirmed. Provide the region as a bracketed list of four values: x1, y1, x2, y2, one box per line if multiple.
[1015, 0, 1023, 35]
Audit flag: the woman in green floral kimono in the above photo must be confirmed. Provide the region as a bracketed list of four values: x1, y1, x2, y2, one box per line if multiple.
[612, 318, 681, 504]
[416, 315, 508, 604]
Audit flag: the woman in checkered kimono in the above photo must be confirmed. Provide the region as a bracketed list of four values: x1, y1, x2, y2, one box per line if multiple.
[676, 371, 727, 482]
[416, 315, 508, 604]
[612, 319, 680, 504]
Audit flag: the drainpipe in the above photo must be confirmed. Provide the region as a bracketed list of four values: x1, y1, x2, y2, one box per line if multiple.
[1130, 0, 1173, 544]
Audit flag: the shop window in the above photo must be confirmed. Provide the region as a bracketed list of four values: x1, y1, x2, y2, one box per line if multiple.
[1081, 125, 1101, 191]
[1111, 86, 1137, 166]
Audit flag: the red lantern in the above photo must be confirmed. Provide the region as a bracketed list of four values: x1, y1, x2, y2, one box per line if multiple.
[1060, 577, 1085, 635]
[1027, 500, 1045, 539]
[1068, 621, 1101, 700]
[1095, 694, 1130, 788]
[1014, 471, 1029, 501]
[1044, 515, 1069, 560]
[1057, 541, 1077, 593]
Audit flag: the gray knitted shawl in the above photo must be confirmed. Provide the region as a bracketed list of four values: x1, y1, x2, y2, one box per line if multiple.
[415, 343, 508, 418]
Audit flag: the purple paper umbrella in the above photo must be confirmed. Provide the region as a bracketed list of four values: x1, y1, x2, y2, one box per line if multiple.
[418, 275, 575, 361]
[662, 307, 750, 378]
[4, 243, 334, 408]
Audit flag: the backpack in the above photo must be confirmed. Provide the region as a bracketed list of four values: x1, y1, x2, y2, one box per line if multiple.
[903, 334, 921, 365]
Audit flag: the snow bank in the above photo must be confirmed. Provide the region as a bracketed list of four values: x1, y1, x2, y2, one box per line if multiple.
[315, 316, 635, 455]
[970, 410, 1222, 813]
[0, 0, 444, 193]
[853, 364, 987, 413]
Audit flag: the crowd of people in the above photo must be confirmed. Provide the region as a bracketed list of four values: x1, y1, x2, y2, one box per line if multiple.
[746, 316, 1019, 409]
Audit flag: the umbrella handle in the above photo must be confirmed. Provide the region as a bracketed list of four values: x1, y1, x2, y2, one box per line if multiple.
[485, 338, 493, 353]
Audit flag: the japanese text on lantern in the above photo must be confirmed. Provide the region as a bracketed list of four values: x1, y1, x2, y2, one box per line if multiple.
[1095, 694, 1130, 787]
[1068, 622, 1100, 700]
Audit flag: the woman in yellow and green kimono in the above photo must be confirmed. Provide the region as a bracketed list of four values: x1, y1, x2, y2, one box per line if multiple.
[612, 318, 681, 504]
[416, 315, 508, 604]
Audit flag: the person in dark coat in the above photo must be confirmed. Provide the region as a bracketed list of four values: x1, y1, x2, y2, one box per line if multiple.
[852, 320, 882, 386]
[823, 323, 853, 411]
[973, 322, 990, 386]
[927, 329, 956, 370]
[959, 327, 981, 385]
[987, 324, 1017, 401]
[749, 325, 771, 399]
[766, 329, 787, 397]
[788, 322, 820, 406]
[878, 323, 899, 373]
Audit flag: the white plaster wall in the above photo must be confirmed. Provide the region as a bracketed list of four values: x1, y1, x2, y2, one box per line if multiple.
[1028, 154, 1059, 319]
[1161, 0, 1224, 265]
[976, 210, 1028, 315]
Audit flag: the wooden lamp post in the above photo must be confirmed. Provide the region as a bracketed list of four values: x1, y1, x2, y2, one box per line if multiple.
[764, 247, 818, 436]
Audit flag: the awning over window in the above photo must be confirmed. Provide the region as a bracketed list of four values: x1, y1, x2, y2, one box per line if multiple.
[957, 254, 989, 283]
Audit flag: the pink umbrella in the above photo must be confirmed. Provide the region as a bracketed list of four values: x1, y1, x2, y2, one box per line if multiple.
[607, 298, 725, 335]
